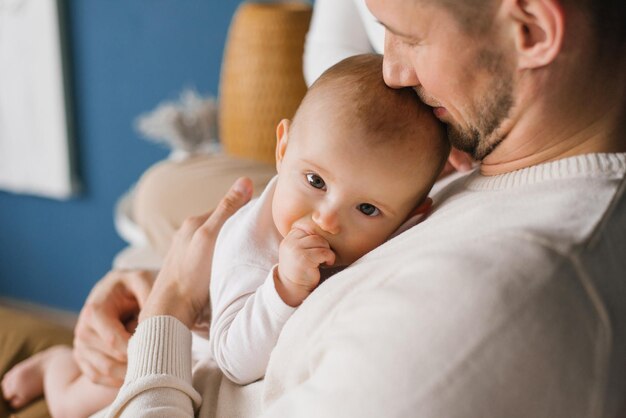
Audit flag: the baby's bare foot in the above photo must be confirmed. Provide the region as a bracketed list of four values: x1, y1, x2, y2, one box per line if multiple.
[1, 346, 70, 410]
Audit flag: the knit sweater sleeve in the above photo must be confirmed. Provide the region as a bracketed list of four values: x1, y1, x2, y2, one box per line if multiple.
[103, 316, 200, 418]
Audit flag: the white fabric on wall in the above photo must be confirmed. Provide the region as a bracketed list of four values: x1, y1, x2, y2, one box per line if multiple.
[0, 0, 76, 199]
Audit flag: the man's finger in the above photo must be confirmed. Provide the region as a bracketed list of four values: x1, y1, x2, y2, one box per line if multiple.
[203, 177, 253, 232]
[73, 344, 126, 388]
[177, 214, 210, 243]
[124, 270, 156, 308]
[74, 322, 126, 363]
[87, 306, 131, 360]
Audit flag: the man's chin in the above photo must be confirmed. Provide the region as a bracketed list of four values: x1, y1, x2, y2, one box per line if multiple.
[447, 126, 481, 160]
[447, 124, 507, 161]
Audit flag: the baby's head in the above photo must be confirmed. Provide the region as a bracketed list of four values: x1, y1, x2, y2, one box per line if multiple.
[272, 54, 449, 267]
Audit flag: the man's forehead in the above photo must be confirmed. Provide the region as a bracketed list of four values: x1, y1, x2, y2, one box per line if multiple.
[365, 0, 427, 37]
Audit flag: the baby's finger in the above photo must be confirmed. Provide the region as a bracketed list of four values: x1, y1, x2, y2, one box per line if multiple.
[286, 227, 310, 240]
[298, 234, 331, 250]
[305, 248, 336, 267]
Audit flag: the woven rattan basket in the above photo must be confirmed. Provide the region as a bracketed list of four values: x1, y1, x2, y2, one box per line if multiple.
[219, 2, 312, 164]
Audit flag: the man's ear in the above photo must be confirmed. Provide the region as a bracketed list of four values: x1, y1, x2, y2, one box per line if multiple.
[275, 119, 291, 172]
[505, 0, 565, 69]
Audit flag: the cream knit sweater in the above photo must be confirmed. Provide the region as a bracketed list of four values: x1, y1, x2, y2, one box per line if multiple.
[98, 153, 626, 418]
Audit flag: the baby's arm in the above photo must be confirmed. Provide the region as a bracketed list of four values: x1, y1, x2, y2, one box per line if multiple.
[210, 229, 335, 385]
[210, 264, 297, 385]
[274, 228, 336, 307]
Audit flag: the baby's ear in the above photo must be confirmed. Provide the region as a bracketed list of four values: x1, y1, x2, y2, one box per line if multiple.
[407, 197, 433, 222]
[388, 197, 434, 240]
[275, 119, 291, 172]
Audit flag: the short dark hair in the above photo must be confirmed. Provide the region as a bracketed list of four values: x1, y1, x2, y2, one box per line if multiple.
[582, 0, 626, 58]
[434, 0, 625, 60]
[432, 0, 498, 35]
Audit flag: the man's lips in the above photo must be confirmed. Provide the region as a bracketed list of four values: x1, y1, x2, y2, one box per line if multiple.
[432, 107, 447, 119]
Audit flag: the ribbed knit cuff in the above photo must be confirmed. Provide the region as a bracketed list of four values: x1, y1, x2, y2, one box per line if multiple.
[126, 315, 193, 384]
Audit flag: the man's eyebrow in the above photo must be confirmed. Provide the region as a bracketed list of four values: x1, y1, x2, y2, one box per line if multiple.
[375, 19, 414, 39]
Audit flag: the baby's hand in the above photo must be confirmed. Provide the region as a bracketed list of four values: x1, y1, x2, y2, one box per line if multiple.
[276, 228, 335, 306]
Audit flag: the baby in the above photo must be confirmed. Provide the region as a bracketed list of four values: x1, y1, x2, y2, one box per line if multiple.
[209, 53, 449, 384]
[1, 54, 449, 416]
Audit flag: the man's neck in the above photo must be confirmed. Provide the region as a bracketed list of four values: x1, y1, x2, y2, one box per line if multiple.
[480, 72, 625, 176]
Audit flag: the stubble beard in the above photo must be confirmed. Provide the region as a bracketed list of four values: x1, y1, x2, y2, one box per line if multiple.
[446, 50, 515, 161]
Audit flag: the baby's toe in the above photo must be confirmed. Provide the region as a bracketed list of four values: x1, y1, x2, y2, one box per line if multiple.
[1, 372, 18, 403]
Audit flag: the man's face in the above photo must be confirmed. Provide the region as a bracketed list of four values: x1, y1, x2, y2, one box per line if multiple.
[366, 0, 515, 160]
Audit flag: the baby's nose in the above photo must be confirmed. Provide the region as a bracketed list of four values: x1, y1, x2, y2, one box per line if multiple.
[312, 209, 340, 235]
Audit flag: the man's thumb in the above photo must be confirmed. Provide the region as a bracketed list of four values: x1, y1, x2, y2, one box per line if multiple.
[213, 177, 253, 223]
[232, 176, 253, 198]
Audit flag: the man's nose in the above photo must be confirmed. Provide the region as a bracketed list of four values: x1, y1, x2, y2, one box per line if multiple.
[312, 208, 341, 235]
[382, 32, 419, 88]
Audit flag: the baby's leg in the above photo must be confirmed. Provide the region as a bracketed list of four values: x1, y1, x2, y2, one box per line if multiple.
[44, 347, 119, 418]
[2, 345, 118, 418]
[1, 345, 60, 409]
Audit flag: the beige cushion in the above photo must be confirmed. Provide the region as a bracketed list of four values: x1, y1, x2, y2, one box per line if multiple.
[133, 153, 276, 256]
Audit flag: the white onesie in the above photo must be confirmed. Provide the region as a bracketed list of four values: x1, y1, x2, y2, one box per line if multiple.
[208, 176, 296, 385]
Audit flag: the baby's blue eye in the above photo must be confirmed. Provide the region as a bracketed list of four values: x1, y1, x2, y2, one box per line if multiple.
[306, 173, 326, 190]
[358, 203, 380, 217]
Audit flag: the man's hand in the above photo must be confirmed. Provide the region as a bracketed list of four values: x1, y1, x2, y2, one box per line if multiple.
[139, 177, 253, 328]
[276, 228, 336, 307]
[73, 269, 154, 387]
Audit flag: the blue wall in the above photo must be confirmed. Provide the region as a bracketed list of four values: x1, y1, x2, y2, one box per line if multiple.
[0, 0, 247, 311]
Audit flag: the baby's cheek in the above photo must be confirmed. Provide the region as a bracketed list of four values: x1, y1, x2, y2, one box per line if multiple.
[360, 226, 398, 254]
[272, 200, 299, 238]
[272, 196, 290, 238]
[273, 210, 290, 238]
[339, 235, 387, 265]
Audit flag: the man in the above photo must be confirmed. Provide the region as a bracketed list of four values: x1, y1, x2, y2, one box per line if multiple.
[98, 0, 626, 416]
[6, 0, 625, 416]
